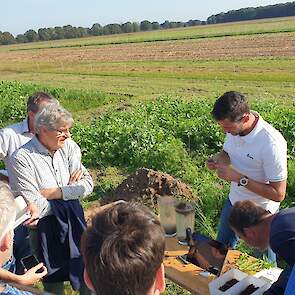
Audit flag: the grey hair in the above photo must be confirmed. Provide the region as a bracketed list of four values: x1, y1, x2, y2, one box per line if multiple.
[34, 104, 74, 134]
[0, 181, 16, 244]
[27, 92, 59, 113]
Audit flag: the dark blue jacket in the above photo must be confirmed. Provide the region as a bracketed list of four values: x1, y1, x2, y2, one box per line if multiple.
[37, 200, 86, 290]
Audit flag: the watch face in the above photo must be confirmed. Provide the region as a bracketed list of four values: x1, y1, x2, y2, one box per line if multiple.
[240, 177, 248, 186]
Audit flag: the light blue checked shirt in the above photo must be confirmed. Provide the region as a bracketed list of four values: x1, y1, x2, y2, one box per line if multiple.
[9, 136, 93, 218]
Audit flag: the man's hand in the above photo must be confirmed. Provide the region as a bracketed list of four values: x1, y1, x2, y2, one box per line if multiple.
[216, 164, 241, 183]
[68, 169, 83, 184]
[17, 263, 47, 285]
[24, 202, 39, 228]
[206, 151, 231, 171]
[40, 188, 62, 200]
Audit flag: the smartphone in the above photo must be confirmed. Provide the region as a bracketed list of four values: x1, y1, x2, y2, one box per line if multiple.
[177, 254, 191, 265]
[21, 255, 43, 273]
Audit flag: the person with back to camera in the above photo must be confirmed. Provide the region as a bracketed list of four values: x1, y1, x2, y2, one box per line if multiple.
[0, 181, 47, 295]
[206, 91, 287, 262]
[81, 201, 166, 295]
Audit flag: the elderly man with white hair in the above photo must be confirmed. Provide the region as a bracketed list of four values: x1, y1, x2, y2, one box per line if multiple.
[0, 181, 47, 295]
[9, 104, 94, 295]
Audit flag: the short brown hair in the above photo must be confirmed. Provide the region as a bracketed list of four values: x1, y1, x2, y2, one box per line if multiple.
[212, 91, 250, 122]
[81, 202, 165, 295]
[27, 92, 58, 113]
[229, 200, 269, 234]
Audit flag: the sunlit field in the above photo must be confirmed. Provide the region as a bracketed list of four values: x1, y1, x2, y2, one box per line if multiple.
[0, 16, 294, 294]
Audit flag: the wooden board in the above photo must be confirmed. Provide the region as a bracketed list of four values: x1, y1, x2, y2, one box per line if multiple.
[164, 257, 213, 295]
[164, 237, 242, 295]
[165, 236, 189, 257]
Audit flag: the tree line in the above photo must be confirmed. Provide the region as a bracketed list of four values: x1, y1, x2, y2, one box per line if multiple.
[207, 1, 295, 24]
[0, 19, 204, 45]
[0, 1, 294, 45]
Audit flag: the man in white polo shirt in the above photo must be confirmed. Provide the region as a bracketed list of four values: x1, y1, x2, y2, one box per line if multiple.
[206, 91, 287, 261]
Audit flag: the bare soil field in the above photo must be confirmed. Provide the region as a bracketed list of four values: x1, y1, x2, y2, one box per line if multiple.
[1, 32, 294, 62]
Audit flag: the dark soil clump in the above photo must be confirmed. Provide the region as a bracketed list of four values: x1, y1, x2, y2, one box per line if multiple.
[219, 279, 239, 291]
[238, 284, 259, 295]
[107, 168, 196, 207]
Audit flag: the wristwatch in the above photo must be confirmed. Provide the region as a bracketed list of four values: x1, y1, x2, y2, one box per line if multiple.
[238, 176, 249, 187]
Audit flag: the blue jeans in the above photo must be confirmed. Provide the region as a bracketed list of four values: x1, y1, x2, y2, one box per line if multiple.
[14, 225, 31, 274]
[217, 198, 276, 263]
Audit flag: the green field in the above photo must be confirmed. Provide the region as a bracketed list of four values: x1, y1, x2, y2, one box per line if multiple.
[0, 17, 295, 294]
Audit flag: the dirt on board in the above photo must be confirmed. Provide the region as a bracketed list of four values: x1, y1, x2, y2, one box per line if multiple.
[84, 168, 196, 223]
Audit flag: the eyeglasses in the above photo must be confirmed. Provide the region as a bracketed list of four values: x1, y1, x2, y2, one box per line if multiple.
[54, 128, 71, 137]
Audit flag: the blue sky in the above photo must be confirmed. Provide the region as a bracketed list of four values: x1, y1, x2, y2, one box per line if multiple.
[0, 0, 291, 36]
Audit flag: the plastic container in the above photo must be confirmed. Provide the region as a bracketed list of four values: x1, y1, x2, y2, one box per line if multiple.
[175, 202, 195, 243]
[229, 275, 270, 295]
[158, 196, 176, 236]
[254, 267, 283, 283]
[209, 268, 248, 295]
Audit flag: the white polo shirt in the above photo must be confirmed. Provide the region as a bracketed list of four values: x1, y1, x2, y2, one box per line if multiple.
[223, 111, 287, 213]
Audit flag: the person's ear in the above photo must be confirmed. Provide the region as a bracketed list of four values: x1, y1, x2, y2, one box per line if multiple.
[83, 269, 95, 292]
[0, 233, 11, 252]
[27, 110, 35, 122]
[241, 113, 250, 123]
[154, 263, 165, 294]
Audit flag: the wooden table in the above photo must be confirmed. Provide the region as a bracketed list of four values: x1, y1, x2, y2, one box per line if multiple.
[164, 237, 241, 295]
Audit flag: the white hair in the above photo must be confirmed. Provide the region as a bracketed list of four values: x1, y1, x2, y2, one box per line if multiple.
[34, 104, 74, 134]
[0, 182, 16, 244]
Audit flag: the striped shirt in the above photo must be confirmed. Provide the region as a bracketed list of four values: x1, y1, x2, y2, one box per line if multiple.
[9, 136, 93, 218]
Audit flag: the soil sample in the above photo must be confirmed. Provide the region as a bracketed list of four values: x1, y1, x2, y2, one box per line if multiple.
[219, 279, 239, 291]
[238, 284, 259, 295]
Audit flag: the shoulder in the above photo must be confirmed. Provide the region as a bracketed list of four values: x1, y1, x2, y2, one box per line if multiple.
[271, 208, 295, 233]
[64, 138, 80, 150]
[63, 138, 81, 156]
[11, 141, 33, 162]
[0, 121, 26, 138]
[259, 119, 286, 146]
[0, 125, 18, 138]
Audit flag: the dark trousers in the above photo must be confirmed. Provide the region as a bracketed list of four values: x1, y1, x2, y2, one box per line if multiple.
[29, 228, 93, 295]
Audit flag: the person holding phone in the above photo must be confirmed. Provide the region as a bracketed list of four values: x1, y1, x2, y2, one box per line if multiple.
[0, 181, 47, 295]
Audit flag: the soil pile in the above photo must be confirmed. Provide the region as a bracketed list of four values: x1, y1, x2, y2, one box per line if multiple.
[110, 167, 195, 206]
[85, 167, 196, 223]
